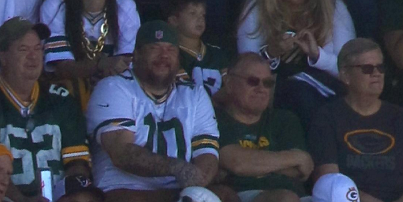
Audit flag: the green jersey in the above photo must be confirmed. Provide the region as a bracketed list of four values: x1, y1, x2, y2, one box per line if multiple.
[178, 43, 229, 96]
[216, 107, 306, 195]
[0, 81, 89, 196]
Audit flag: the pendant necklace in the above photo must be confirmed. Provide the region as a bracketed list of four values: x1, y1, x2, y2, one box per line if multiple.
[179, 42, 205, 61]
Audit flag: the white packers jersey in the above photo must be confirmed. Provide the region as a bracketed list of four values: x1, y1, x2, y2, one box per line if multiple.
[0, 0, 41, 24]
[86, 70, 219, 191]
[40, 0, 140, 71]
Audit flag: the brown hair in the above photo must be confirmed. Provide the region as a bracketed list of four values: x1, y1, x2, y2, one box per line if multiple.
[162, 0, 207, 20]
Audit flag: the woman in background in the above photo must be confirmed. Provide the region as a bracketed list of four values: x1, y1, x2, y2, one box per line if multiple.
[237, 0, 355, 132]
[41, 0, 140, 110]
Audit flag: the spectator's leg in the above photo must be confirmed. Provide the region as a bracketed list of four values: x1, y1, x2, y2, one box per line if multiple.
[252, 189, 299, 202]
[208, 184, 241, 202]
[105, 189, 180, 202]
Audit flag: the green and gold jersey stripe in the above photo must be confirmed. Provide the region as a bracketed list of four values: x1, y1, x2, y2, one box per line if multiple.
[0, 77, 39, 117]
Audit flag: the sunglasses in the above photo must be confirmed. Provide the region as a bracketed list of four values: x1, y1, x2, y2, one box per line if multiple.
[230, 74, 275, 88]
[348, 64, 386, 74]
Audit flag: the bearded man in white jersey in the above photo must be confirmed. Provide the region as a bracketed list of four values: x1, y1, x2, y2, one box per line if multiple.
[86, 20, 234, 202]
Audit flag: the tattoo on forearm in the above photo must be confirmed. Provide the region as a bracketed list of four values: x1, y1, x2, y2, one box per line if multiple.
[111, 130, 210, 187]
[119, 143, 177, 177]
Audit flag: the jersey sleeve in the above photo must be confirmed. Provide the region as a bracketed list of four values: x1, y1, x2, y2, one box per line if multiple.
[40, 0, 74, 71]
[51, 85, 90, 166]
[307, 0, 356, 77]
[115, 0, 141, 55]
[86, 77, 136, 145]
[191, 86, 219, 159]
[0, 0, 15, 24]
[237, 0, 263, 54]
[307, 105, 339, 166]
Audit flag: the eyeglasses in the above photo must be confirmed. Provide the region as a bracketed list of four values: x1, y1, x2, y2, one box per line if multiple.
[347, 64, 386, 74]
[230, 74, 275, 88]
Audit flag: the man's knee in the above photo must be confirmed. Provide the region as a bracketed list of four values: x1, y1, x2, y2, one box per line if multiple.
[254, 189, 299, 202]
[105, 189, 180, 202]
[207, 185, 241, 202]
[274, 189, 300, 202]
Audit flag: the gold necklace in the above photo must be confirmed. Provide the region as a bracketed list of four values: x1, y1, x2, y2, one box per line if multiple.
[81, 8, 109, 60]
[179, 42, 205, 61]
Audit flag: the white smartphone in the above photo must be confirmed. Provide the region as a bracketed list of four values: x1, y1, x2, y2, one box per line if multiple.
[39, 168, 53, 202]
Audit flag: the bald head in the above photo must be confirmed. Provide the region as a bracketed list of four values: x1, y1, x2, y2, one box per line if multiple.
[228, 52, 271, 75]
[225, 52, 274, 117]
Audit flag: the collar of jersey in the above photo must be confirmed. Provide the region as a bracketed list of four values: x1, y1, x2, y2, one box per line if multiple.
[0, 77, 39, 117]
[132, 72, 175, 105]
[179, 41, 206, 61]
[142, 83, 174, 104]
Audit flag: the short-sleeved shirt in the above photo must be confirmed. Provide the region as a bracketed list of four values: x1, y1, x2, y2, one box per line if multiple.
[41, 0, 140, 69]
[86, 70, 219, 192]
[40, 0, 141, 111]
[177, 43, 229, 96]
[0, 0, 42, 24]
[309, 99, 403, 202]
[380, 0, 403, 33]
[0, 82, 89, 196]
[216, 107, 306, 195]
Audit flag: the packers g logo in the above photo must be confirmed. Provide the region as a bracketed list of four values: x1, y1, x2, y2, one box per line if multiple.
[344, 129, 395, 154]
[346, 187, 359, 202]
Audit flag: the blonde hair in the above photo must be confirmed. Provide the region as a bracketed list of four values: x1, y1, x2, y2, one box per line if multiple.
[240, 0, 334, 47]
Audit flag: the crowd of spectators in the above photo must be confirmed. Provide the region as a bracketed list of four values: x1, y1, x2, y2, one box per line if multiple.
[1, 0, 403, 202]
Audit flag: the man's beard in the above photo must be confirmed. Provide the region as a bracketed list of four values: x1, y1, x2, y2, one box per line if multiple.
[135, 65, 177, 89]
[147, 69, 176, 88]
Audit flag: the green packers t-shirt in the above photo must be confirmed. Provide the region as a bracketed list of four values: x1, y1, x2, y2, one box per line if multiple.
[216, 107, 306, 195]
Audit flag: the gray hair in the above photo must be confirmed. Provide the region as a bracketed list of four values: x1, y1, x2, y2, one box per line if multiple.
[337, 38, 382, 71]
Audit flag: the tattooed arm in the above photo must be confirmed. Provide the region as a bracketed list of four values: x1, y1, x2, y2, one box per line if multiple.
[189, 153, 218, 186]
[101, 129, 210, 188]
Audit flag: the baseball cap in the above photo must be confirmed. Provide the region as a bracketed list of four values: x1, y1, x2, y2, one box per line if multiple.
[312, 173, 360, 202]
[0, 16, 51, 51]
[53, 175, 105, 202]
[178, 186, 221, 202]
[135, 20, 178, 49]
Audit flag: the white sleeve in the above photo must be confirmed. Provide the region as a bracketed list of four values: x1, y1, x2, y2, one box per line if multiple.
[191, 86, 219, 159]
[308, 0, 356, 77]
[0, 0, 15, 24]
[115, 0, 141, 55]
[86, 77, 136, 145]
[237, 0, 264, 54]
[40, 0, 74, 71]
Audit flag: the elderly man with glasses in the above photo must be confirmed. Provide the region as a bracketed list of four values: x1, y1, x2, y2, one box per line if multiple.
[308, 38, 403, 202]
[213, 52, 314, 202]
